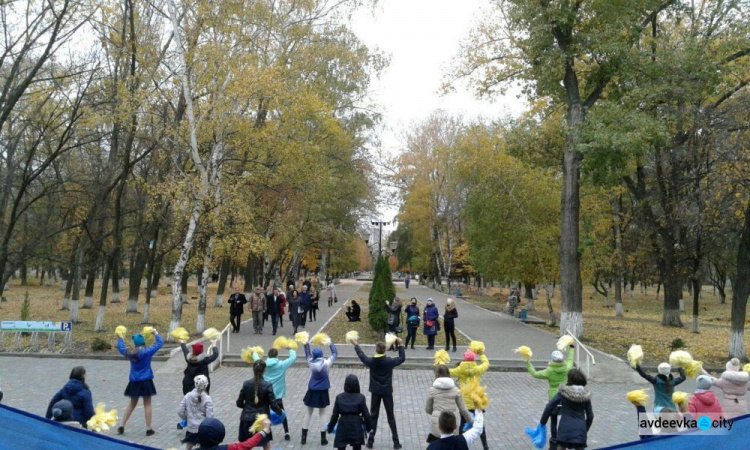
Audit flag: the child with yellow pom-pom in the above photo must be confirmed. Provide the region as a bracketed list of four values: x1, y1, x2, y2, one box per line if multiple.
[236, 359, 284, 443]
[178, 375, 214, 450]
[538, 368, 594, 450]
[250, 339, 297, 440]
[633, 359, 686, 413]
[626, 390, 652, 441]
[180, 339, 219, 395]
[450, 349, 490, 449]
[301, 339, 339, 445]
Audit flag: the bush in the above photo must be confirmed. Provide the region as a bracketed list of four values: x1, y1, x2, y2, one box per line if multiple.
[91, 337, 112, 352]
[670, 338, 686, 350]
[368, 256, 394, 334]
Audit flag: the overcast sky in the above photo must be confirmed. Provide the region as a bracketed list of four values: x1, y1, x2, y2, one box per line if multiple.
[349, 0, 525, 230]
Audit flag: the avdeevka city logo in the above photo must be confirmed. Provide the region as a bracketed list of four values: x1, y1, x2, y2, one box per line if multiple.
[697, 416, 712, 431]
[638, 412, 734, 436]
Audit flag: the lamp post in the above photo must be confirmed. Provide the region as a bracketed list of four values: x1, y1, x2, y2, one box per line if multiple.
[371, 220, 390, 256]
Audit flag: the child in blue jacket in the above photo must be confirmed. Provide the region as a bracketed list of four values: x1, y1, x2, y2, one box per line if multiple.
[301, 342, 337, 445]
[116, 329, 164, 436]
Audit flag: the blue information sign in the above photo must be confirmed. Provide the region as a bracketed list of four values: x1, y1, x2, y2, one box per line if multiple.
[0, 321, 72, 332]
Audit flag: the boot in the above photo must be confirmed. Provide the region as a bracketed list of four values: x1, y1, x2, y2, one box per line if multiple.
[320, 431, 328, 446]
[452, 346, 457, 352]
[301, 429, 308, 445]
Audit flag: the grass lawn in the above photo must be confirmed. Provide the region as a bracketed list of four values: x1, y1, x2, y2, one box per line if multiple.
[0, 279, 229, 354]
[461, 284, 749, 368]
[322, 296, 470, 346]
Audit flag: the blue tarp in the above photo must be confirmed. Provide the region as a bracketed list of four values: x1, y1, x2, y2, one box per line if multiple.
[601, 413, 750, 449]
[0, 403, 158, 450]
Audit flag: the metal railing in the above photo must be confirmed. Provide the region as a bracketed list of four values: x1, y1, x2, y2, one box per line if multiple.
[566, 329, 595, 377]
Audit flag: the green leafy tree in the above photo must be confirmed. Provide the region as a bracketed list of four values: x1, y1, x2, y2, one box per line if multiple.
[368, 255, 394, 335]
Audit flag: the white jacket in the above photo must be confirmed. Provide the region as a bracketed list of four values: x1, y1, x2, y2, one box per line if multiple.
[178, 390, 214, 433]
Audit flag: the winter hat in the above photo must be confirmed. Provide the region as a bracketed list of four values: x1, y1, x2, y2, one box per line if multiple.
[192, 342, 204, 355]
[551, 350, 564, 363]
[446, 298, 455, 310]
[463, 350, 476, 362]
[197, 418, 226, 448]
[696, 375, 712, 390]
[312, 348, 324, 359]
[132, 334, 146, 347]
[51, 399, 74, 422]
[658, 363, 672, 376]
[726, 358, 741, 372]
[194, 375, 209, 392]
[427, 298, 434, 305]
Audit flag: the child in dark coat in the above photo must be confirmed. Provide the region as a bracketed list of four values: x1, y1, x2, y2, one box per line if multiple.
[540, 369, 594, 450]
[327, 374, 372, 449]
[180, 340, 219, 394]
[236, 360, 283, 445]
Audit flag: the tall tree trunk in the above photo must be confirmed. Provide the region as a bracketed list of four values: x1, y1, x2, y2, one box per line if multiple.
[127, 247, 147, 312]
[82, 269, 96, 309]
[215, 256, 230, 307]
[729, 200, 750, 359]
[243, 251, 254, 296]
[69, 241, 84, 323]
[181, 269, 189, 304]
[196, 236, 215, 333]
[95, 260, 112, 331]
[544, 284, 556, 327]
[20, 264, 27, 286]
[61, 238, 79, 310]
[151, 258, 162, 299]
[142, 228, 160, 324]
[661, 260, 683, 327]
[110, 255, 121, 303]
[691, 278, 700, 334]
[613, 193, 624, 316]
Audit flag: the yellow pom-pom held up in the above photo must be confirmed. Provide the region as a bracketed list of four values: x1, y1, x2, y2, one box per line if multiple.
[385, 333, 398, 348]
[295, 331, 310, 345]
[202, 328, 221, 340]
[557, 335, 574, 351]
[627, 345, 644, 368]
[311, 333, 331, 347]
[669, 350, 693, 368]
[241, 347, 255, 364]
[463, 378, 491, 410]
[626, 389, 649, 406]
[345, 331, 359, 345]
[685, 360, 703, 379]
[251, 346, 264, 359]
[434, 349, 451, 367]
[170, 327, 189, 342]
[273, 336, 289, 350]
[287, 340, 298, 351]
[141, 326, 155, 343]
[469, 341, 486, 355]
[249, 414, 268, 434]
[744, 363, 750, 373]
[115, 326, 127, 339]
[672, 391, 689, 407]
[514, 346, 533, 362]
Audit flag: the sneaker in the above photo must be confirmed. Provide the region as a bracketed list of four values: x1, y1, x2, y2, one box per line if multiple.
[146, 429, 155, 436]
[117, 426, 124, 435]
[366, 442, 374, 449]
[285, 434, 291, 441]
[394, 444, 402, 449]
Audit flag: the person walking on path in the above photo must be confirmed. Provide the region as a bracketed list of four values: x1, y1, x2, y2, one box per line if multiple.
[404, 273, 410, 289]
[179, 340, 219, 395]
[425, 364, 473, 443]
[326, 283, 337, 307]
[426, 410, 484, 450]
[250, 286, 267, 334]
[327, 374, 372, 450]
[539, 369, 594, 450]
[266, 287, 284, 335]
[302, 342, 338, 446]
[116, 330, 164, 436]
[633, 362, 686, 412]
[236, 359, 283, 446]
[701, 358, 749, 419]
[450, 351, 490, 450]
[178, 375, 214, 450]
[310, 286, 320, 322]
[423, 298, 439, 350]
[288, 290, 302, 333]
[386, 298, 402, 350]
[526, 346, 576, 448]
[278, 288, 287, 328]
[352, 338, 406, 449]
[252, 346, 297, 441]
[443, 299, 458, 352]
[45, 366, 95, 428]
[404, 298, 420, 350]
[300, 285, 312, 328]
[228, 287, 248, 333]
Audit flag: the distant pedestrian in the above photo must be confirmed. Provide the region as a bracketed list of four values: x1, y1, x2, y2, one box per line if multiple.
[327, 374, 372, 450]
[326, 283, 337, 307]
[425, 364, 473, 443]
[346, 300, 361, 322]
[404, 298, 420, 350]
[310, 286, 320, 321]
[266, 287, 284, 335]
[423, 298, 439, 350]
[443, 299, 458, 353]
[178, 375, 214, 450]
[228, 287, 248, 333]
[300, 285, 311, 327]
[250, 286, 267, 334]
[279, 288, 287, 328]
[117, 330, 164, 436]
[288, 290, 302, 333]
[539, 369, 594, 450]
[302, 342, 338, 446]
[45, 366, 95, 428]
[236, 360, 283, 445]
[387, 297, 402, 349]
[253, 346, 297, 441]
[404, 273, 410, 289]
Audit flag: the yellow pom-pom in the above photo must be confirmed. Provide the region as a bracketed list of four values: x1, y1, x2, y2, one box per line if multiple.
[345, 331, 359, 344]
[311, 333, 331, 347]
[627, 345, 644, 368]
[469, 341, 486, 355]
[626, 389, 649, 406]
[385, 333, 397, 348]
[170, 327, 190, 342]
[115, 326, 127, 339]
[241, 347, 255, 363]
[672, 391, 689, 407]
[557, 335, 574, 351]
[685, 360, 703, 379]
[434, 349, 451, 367]
[514, 346, 533, 362]
[462, 378, 490, 410]
[86, 403, 118, 433]
[273, 336, 289, 350]
[249, 414, 268, 434]
[202, 328, 221, 340]
[744, 363, 750, 373]
[251, 346, 264, 359]
[669, 350, 693, 368]
[295, 331, 310, 345]
[287, 340, 298, 351]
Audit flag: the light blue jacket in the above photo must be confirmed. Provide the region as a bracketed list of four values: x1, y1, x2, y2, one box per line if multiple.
[117, 334, 163, 382]
[305, 343, 337, 391]
[253, 349, 297, 399]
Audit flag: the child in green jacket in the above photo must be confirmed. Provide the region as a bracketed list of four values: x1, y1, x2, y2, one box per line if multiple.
[526, 346, 575, 450]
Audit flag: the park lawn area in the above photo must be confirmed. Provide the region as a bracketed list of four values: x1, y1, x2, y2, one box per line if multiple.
[322, 296, 470, 346]
[463, 285, 749, 368]
[0, 279, 229, 354]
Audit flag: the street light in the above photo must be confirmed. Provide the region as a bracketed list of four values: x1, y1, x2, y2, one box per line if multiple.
[370, 220, 390, 255]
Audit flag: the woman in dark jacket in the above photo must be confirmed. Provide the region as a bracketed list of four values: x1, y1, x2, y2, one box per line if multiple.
[310, 286, 320, 322]
[45, 366, 95, 428]
[387, 297, 402, 332]
[443, 298, 458, 352]
[327, 374, 372, 450]
[423, 298, 439, 350]
[288, 290, 302, 333]
[404, 298, 420, 350]
[540, 369, 594, 450]
[236, 360, 283, 444]
[180, 340, 219, 394]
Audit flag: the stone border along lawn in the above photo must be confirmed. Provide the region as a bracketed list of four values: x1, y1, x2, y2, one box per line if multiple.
[321, 296, 470, 346]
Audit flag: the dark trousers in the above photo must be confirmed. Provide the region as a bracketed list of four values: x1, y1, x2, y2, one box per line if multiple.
[230, 314, 242, 332]
[270, 314, 279, 334]
[301, 310, 307, 327]
[346, 312, 360, 322]
[368, 393, 399, 444]
[309, 307, 317, 321]
[278, 399, 289, 433]
[460, 409, 488, 449]
[338, 446, 361, 450]
[550, 408, 559, 442]
[426, 334, 435, 348]
[405, 326, 417, 348]
[328, 297, 333, 307]
[444, 323, 456, 350]
[238, 419, 252, 442]
[279, 313, 283, 327]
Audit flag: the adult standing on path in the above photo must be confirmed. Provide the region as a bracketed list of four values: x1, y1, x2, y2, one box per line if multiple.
[228, 287, 248, 333]
[386, 298, 402, 350]
[45, 366, 95, 428]
[326, 283, 337, 307]
[423, 298, 439, 350]
[310, 286, 320, 322]
[253, 345, 297, 441]
[404, 273, 410, 289]
[443, 298, 458, 353]
[288, 290, 302, 333]
[266, 287, 284, 335]
[302, 342, 338, 446]
[404, 298, 420, 350]
[116, 330, 164, 436]
[300, 285, 312, 328]
[352, 338, 406, 449]
[250, 286, 267, 334]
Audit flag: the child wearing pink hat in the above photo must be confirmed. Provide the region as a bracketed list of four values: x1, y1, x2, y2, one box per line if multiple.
[449, 350, 490, 450]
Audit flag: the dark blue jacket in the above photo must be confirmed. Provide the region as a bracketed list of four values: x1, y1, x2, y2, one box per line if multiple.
[117, 334, 164, 382]
[405, 305, 420, 327]
[299, 291, 312, 311]
[423, 305, 439, 335]
[354, 345, 405, 395]
[45, 379, 95, 427]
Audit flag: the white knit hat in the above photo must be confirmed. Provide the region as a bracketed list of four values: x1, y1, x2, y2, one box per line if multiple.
[551, 350, 564, 363]
[658, 363, 671, 376]
[194, 375, 209, 392]
[726, 358, 741, 372]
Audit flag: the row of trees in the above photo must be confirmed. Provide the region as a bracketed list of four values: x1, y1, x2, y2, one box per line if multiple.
[1, 0, 381, 335]
[394, 1, 750, 359]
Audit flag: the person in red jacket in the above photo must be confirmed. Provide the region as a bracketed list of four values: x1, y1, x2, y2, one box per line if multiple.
[688, 375, 724, 420]
[196, 417, 271, 450]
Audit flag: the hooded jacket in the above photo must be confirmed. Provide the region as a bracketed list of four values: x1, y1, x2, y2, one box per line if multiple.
[252, 350, 297, 398]
[688, 390, 723, 419]
[425, 377, 473, 438]
[305, 343, 338, 390]
[181, 343, 219, 394]
[634, 365, 686, 410]
[117, 334, 164, 382]
[541, 384, 594, 446]
[354, 345, 405, 395]
[449, 354, 490, 409]
[327, 375, 372, 447]
[711, 370, 749, 419]
[526, 348, 575, 400]
[45, 379, 95, 427]
[236, 377, 281, 422]
[178, 390, 214, 433]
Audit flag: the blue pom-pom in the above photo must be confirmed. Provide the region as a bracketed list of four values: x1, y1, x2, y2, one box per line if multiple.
[270, 410, 287, 426]
[462, 412, 475, 432]
[524, 423, 547, 449]
[179, 419, 187, 428]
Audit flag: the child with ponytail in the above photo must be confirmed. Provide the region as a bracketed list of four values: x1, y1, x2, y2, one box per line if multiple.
[236, 360, 283, 448]
[179, 375, 214, 450]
